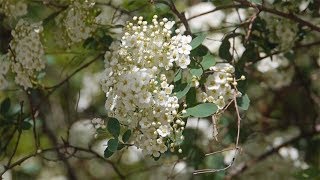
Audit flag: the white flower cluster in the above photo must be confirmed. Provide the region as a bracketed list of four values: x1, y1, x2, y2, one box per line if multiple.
[0, 0, 27, 18]
[56, 0, 98, 44]
[201, 63, 243, 109]
[100, 15, 192, 157]
[6, 19, 45, 89]
[262, 14, 298, 50]
[91, 118, 106, 129]
[0, 55, 10, 89]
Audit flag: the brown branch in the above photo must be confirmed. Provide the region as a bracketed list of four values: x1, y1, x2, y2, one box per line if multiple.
[6, 102, 24, 167]
[154, 0, 191, 35]
[187, 4, 245, 21]
[235, 0, 320, 32]
[26, 92, 39, 149]
[0, 144, 125, 179]
[193, 91, 242, 174]
[45, 54, 103, 90]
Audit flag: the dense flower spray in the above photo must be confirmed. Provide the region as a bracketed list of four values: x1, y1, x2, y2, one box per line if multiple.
[4, 19, 45, 90]
[56, 0, 98, 44]
[100, 15, 192, 157]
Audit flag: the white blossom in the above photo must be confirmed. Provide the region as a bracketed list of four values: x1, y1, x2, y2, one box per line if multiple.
[56, 0, 99, 44]
[0, 0, 27, 18]
[201, 63, 241, 109]
[6, 19, 45, 90]
[100, 15, 190, 157]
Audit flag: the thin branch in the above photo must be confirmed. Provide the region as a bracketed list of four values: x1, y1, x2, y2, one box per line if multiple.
[235, 0, 320, 32]
[154, 0, 191, 35]
[187, 4, 245, 21]
[6, 102, 24, 167]
[0, 144, 125, 179]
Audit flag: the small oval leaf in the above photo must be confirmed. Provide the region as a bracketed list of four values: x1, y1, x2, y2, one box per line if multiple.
[237, 94, 250, 110]
[1, 98, 11, 114]
[122, 130, 131, 143]
[107, 138, 119, 152]
[107, 118, 120, 137]
[190, 34, 206, 50]
[184, 103, 218, 118]
[104, 148, 114, 158]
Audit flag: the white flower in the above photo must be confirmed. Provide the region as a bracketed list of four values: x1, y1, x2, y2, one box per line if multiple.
[177, 55, 191, 69]
[164, 21, 175, 29]
[157, 125, 171, 137]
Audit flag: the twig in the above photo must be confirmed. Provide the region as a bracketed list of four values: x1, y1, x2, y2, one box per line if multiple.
[193, 91, 243, 174]
[154, 0, 191, 35]
[235, 0, 320, 32]
[26, 92, 39, 149]
[5, 102, 24, 167]
[0, 144, 125, 179]
[186, 4, 245, 21]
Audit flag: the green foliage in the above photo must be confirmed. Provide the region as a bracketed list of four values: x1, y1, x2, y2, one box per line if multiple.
[219, 38, 232, 62]
[190, 68, 203, 77]
[184, 103, 218, 118]
[237, 94, 250, 110]
[201, 53, 216, 70]
[190, 33, 206, 50]
[174, 83, 191, 99]
[107, 118, 120, 138]
[1, 97, 10, 114]
[21, 121, 32, 130]
[107, 138, 119, 152]
[122, 130, 131, 143]
[104, 148, 114, 158]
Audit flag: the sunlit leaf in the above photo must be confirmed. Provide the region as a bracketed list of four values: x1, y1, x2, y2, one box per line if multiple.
[184, 103, 218, 118]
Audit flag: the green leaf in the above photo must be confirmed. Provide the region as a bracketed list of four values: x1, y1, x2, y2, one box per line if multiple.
[249, 0, 262, 4]
[184, 103, 218, 118]
[122, 130, 131, 143]
[186, 87, 197, 107]
[107, 118, 120, 137]
[219, 38, 232, 61]
[104, 148, 114, 158]
[237, 94, 250, 110]
[201, 53, 216, 70]
[190, 45, 209, 57]
[190, 68, 203, 77]
[175, 83, 191, 99]
[174, 69, 182, 82]
[21, 121, 32, 130]
[107, 138, 119, 152]
[190, 34, 206, 50]
[1, 98, 11, 114]
[117, 143, 125, 150]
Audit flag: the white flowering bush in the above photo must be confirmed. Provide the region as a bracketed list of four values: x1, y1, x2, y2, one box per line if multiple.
[100, 16, 192, 157]
[55, 0, 99, 45]
[0, 0, 27, 18]
[4, 19, 45, 89]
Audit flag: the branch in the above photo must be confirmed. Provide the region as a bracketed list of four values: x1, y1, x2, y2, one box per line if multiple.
[235, 0, 320, 32]
[45, 53, 103, 90]
[187, 4, 245, 21]
[154, 0, 191, 35]
[0, 144, 125, 179]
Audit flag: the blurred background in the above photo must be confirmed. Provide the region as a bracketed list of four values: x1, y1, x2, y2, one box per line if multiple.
[1, 0, 320, 179]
